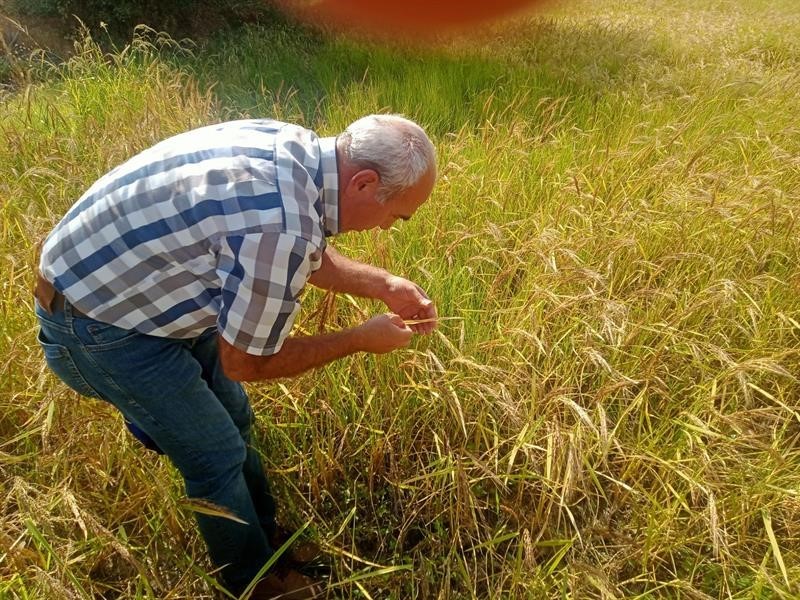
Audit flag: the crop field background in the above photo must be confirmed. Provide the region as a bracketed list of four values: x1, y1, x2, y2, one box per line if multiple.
[1, 0, 799, 597]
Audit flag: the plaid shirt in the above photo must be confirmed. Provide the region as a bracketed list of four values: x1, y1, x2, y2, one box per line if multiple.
[39, 119, 340, 355]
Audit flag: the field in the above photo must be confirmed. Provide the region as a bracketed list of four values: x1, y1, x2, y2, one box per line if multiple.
[2, 0, 800, 597]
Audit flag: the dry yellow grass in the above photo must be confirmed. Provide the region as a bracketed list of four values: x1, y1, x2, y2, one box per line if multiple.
[2, 0, 800, 597]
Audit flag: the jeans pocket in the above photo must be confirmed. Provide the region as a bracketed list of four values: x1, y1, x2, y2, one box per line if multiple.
[82, 320, 140, 348]
[37, 329, 102, 399]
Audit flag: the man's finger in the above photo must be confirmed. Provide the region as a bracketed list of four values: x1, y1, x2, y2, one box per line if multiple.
[402, 317, 440, 325]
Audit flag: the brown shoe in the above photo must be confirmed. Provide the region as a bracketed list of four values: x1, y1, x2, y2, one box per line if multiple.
[250, 567, 323, 599]
[268, 527, 322, 567]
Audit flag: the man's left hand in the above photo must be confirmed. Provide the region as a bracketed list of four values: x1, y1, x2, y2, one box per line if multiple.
[382, 275, 438, 334]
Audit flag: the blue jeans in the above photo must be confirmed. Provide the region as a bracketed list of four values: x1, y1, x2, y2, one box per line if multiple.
[35, 298, 278, 593]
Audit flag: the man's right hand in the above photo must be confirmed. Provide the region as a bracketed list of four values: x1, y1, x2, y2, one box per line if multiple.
[219, 313, 414, 381]
[356, 313, 413, 354]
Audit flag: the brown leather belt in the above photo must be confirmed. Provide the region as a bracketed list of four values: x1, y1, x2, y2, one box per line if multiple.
[35, 273, 88, 317]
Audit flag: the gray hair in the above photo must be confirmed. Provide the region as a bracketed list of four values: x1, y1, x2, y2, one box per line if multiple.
[339, 114, 436, 202]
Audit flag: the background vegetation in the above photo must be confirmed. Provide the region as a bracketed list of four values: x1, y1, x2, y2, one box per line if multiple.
[2, 0, 799, 597]
[4, 0, 272, 38]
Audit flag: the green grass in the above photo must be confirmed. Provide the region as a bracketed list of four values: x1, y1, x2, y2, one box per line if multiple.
[2, 1, 800, 597]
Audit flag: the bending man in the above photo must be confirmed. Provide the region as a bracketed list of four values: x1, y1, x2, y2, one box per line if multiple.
[34, 114, 437, 598]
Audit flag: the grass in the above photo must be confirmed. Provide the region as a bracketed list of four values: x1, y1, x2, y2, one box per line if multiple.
[2, 0, 800, 597]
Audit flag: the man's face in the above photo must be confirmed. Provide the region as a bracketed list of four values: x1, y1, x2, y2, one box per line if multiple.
[340, 167, 436, 233]
[377, 167, 436, 231]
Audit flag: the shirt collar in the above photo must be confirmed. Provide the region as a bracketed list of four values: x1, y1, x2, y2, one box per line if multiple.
[318, 136, 340, 236]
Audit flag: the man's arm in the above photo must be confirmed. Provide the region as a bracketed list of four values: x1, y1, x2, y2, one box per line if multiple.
[308, 245, 438, 334]
[219, 313, 412, 382]
[308, 244, 391, 298]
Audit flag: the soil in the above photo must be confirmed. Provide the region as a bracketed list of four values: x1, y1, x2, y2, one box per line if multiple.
[1, 7, 74, 60]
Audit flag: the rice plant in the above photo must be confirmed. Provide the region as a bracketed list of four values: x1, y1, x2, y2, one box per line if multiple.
[2, 1, 799, 597]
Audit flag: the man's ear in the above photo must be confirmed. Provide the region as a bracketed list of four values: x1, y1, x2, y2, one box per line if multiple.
[350, 169, 380, 196]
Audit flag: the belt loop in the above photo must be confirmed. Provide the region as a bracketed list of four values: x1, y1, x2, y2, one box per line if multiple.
[63, 296, 75, 325]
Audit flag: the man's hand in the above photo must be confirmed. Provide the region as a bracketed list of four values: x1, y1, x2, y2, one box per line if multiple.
[381, 276, 438, 334]
[219, 313, 413, 381]
[308, 248, 438, 334]
[355, 313, 413, 353]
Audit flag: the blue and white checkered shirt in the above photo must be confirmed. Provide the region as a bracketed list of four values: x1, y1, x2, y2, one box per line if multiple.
[40, 119, 340, 355]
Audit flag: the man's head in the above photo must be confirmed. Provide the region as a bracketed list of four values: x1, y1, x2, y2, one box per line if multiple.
[336, 114, 437, 232]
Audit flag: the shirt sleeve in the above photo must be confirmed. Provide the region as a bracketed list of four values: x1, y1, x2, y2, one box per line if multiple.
[216, 231, 320, 356]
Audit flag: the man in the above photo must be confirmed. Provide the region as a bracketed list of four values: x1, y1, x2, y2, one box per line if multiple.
[34, 114, 438, 598]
